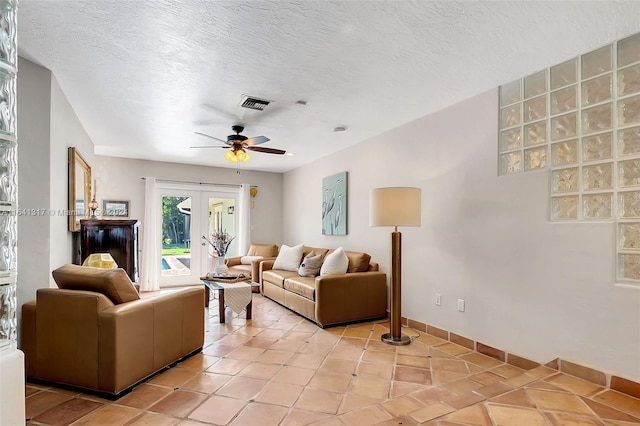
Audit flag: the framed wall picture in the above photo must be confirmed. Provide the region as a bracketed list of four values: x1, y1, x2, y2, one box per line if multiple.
[322, 171, 347, 235]
[68, 147, 91, 231]
[102, 199, 129, 217]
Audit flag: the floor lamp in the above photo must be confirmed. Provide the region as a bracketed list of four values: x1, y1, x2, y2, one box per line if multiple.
[370, 187, 421, 346]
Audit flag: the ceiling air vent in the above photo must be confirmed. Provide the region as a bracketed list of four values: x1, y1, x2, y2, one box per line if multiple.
[239, 95, 272, 111]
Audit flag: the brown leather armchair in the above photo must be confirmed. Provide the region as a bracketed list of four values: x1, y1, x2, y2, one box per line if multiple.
[227, 243, 279, 283]
[21, 264, 204, 398]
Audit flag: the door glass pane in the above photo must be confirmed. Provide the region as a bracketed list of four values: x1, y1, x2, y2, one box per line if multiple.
[161, 195, 192, 277]
[206, 197, 236, 274]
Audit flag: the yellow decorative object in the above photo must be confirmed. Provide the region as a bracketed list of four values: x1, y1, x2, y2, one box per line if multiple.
[250, 187, 258, 197]
[82, 253, 118, 269]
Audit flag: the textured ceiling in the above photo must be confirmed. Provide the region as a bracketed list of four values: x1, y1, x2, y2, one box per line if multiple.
[17, 1, 640, 173]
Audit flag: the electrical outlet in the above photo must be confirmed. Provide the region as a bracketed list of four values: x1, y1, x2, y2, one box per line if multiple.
[435, 294, 441, 306]
[457, 299, 465, 312]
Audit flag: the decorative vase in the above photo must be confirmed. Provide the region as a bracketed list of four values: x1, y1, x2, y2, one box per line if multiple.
[214, 258, 229, 276]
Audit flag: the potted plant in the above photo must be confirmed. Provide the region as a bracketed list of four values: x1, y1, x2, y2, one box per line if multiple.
[203, 230, 235, 276]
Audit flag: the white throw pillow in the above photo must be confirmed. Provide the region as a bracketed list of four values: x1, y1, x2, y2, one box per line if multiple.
[320, 247, 349, 276]
[272, 244, 304, 272]
[241, 255, 264, 265]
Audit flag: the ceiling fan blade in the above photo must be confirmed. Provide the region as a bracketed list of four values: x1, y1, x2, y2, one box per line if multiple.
[194, 131, 228, 144]
[244, 135, 270, 146]
[247, 146, 286, 155]
[189, 145, 228, 149]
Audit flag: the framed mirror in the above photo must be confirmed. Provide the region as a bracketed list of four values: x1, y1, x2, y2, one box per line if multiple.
[68, 147, 91, 232]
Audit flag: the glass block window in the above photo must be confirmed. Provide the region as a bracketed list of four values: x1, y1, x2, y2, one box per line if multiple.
[499, 31, 640, 284]
[499, 72, 548, 174]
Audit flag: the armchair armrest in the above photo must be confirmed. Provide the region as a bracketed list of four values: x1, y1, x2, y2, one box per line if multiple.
[28, 289, 115, 389]
[226, 256, 242, 267]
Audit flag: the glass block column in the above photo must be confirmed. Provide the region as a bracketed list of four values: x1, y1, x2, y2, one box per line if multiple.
[0, 0, 22, 424]
[0, 0, 17, 353]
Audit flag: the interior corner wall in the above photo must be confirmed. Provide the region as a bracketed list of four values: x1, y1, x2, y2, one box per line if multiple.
[282, 88, 640, 382]
[17, 57, 52, 315]
[17, 57, 95, 312]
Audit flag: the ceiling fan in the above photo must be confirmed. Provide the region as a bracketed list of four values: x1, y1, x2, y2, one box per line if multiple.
[192, 125, 286, 163]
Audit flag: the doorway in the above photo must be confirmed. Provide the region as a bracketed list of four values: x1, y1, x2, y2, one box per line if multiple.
[157, 184, 239, 287]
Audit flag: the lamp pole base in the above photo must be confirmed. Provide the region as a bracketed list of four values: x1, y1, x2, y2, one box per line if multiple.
[381, 332, 411, 346]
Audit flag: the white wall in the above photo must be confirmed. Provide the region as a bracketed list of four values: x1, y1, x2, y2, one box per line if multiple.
[49, 75, 95, 273]
[17, 58, 51, 310]
[92, 156, 283, 257]
[283, 88, 640, 382]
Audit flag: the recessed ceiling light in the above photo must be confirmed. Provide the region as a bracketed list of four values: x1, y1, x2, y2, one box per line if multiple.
[332, 126, 346, 132]
[295, 100, 307, 106]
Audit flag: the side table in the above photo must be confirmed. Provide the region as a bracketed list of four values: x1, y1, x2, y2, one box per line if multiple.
[201, 276, 260, 323]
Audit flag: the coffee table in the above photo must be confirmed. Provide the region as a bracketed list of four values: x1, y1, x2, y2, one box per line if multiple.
[201, 276, 260, 323]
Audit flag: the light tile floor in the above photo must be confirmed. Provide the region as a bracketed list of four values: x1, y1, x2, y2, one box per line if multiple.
[25, 294, 640, 425]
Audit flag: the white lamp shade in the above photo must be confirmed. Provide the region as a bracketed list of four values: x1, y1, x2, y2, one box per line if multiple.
[369, 187, 421, 227]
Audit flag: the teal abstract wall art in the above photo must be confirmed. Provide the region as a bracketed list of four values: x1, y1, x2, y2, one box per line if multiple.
[322, 171, 347, 235]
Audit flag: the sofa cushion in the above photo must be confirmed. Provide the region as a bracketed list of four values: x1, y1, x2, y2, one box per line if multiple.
[303, 246, 330, 259]
[241, 255, 263, 265]
[298, 254, 323, 277]
[284, 276, 316, 301]
[248, 243, 279, 258]
[263, 269, 299, 288]
[52, 264, 140, 305]
[273, 244, 304, 271]
[345, 251, 372, 273]
[320, 247, 349, 276]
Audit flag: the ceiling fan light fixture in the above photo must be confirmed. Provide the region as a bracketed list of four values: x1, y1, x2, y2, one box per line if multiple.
[194, 125, 285, 160]
[224, 150, 238, 163]
[236, 148, 248, 162]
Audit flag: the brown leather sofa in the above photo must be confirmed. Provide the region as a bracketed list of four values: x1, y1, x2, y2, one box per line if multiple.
[21, 264, 204, 398]
[227, 243, 279, 283]
[260, 246, 387, 327]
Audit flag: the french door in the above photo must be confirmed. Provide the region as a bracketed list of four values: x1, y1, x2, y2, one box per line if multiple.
[158, 186, 239, 287]
[199, 191, 239, 276]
